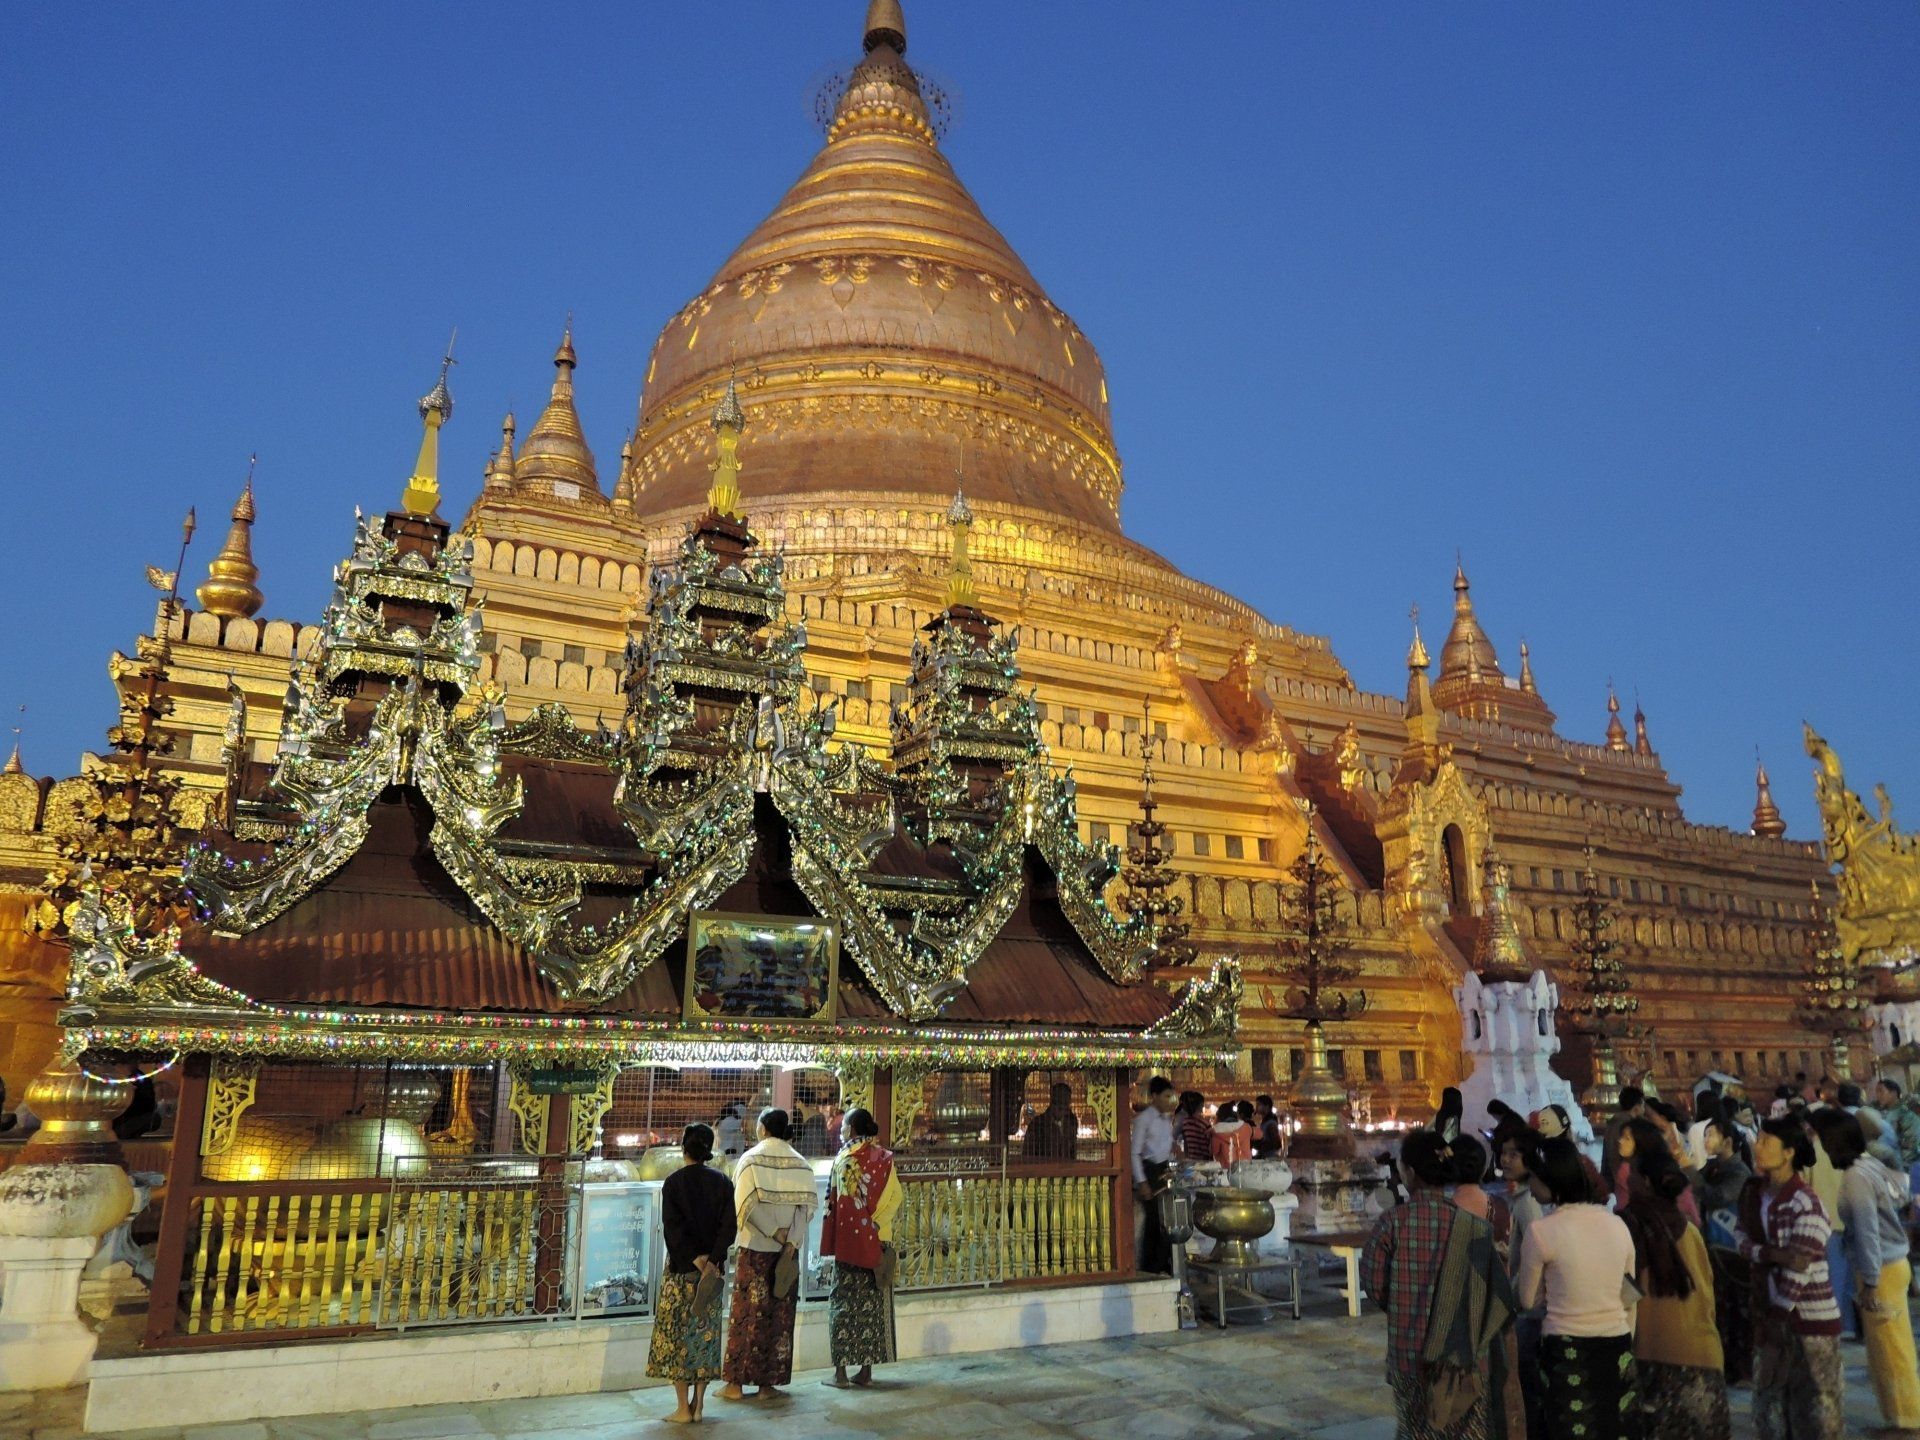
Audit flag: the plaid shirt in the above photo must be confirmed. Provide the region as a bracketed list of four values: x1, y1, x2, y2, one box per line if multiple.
[1361, 1192, 1459, 1379]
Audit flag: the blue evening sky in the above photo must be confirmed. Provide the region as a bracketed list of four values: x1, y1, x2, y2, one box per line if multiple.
[1, 3, 1914, 838]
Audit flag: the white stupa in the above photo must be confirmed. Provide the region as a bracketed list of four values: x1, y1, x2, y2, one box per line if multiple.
[1453, 850, 1594, 1147]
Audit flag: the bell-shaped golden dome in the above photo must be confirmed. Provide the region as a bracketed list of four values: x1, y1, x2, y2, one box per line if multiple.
[196, 471, 264, 620]
[1437, 561, 1503, 687]
[628, 0, 1120, 531]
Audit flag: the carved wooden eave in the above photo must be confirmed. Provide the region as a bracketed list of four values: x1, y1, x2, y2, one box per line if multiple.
[102, 493, 1233, 1046]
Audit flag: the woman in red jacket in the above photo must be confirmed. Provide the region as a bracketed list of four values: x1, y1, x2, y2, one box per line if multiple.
[820, 1107, 903, 1390]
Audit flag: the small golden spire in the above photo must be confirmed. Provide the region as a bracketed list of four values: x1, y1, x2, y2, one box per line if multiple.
[612, 433, 635, 514]
[515, 322, 600, 498]
[1632, 695, 1652, 756]
[1406, 602, 1429, 672]
[1437, 554, 1503, 689]
[4, 706, 23, 775]
[483, 412, 516, 492]
[401, 333, 457, 517]
[1752, 755, 1787, 838]
[1604, 682, 1630, 752]
[864, 0, 907, 54]
[196, 457, 265, 619]
[944, 488, 976, 610]
[1518, 641, 1537, 695]
[707, 374, 746, 519]
[1471, 847, 1535, 982]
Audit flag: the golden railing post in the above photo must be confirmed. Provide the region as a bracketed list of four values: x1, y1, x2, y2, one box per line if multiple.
[1098, 1182, 1113, 1274]
[1066, 1177, 1084, 1273]
[992, 1177, 1010, 1282]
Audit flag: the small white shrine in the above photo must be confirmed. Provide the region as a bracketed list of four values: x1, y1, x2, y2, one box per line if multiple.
[1453, 852, 1594, 1147]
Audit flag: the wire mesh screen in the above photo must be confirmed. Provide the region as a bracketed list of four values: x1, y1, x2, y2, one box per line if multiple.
[1012, 1070, 1109, 1164]
[601, 1066, 841, 1164]
[912, 1070, 995, 1147]
[200, 1062, 506, 1183]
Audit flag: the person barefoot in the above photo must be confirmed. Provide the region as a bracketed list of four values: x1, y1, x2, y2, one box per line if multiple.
[661, 1382, 695, 1424]
[647, 1125, 732, 1423]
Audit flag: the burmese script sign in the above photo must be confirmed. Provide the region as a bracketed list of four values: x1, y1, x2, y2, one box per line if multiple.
[525, 1067, 604, 1096]
[684, 912, 839, 1024]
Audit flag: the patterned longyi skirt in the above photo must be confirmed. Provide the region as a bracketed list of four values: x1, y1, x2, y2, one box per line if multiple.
[828, 1261, 896, 1369]
[646, 1271, 722, 1382]
[723, 1248, 797, 1388]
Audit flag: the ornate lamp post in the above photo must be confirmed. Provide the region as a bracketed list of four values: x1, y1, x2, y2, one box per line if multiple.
[34, 510, 199, 940]
[1797, 884, 1870, 1080]
[1563, 847, 1640, 1119]
[1120, 702, 1197, 970]
[1260, 801, 1366, 1158]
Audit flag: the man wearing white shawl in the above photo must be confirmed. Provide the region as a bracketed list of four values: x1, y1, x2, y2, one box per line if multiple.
[719, 1107, 819, 1401]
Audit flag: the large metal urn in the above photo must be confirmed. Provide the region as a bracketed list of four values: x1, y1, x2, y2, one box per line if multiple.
[1191, 1186, 1277, 1268]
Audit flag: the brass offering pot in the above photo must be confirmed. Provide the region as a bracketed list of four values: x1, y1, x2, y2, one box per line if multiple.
[1191, 1186, 1276, 1268]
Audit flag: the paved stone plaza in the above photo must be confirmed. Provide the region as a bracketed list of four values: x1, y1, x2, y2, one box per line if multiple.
[1, 1298, 1898, 1440]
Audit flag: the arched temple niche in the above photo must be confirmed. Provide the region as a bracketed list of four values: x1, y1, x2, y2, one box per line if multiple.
[1379, 759, 1493, 921]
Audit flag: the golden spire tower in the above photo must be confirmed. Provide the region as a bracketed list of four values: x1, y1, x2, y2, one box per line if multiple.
[195, 458, 264, 619]
[1604, 684, 1630, 752]
[627, 0, 1122, 531]
[1633, 696, 1653, 756]
[514, 323, 600, 501]
[1439, 558, 1500, 688]
[401, 338, 456, 517]
[1401, 605, 1440, 764]
[482, 412, 516, 493]
[1751, 756, 1787, 838]
[707, 375, 746, 520]
[944, 488, 976, 611]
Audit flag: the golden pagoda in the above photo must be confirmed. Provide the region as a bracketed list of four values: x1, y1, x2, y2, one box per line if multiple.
[0, 0, 1836, 1127]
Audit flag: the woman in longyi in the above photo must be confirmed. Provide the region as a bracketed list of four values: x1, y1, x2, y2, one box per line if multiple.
[821, 1107, 903, 1389]
[646, 1122, 735, 1424]
[718, 1107, 819, 1402]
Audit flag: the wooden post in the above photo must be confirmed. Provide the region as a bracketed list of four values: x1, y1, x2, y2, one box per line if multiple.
[532, 1091, 573, 1315]
[872, 1067, 893, 1150]
[1111, 1066, 1135, 1276]
[142, 1053, 210, 1348]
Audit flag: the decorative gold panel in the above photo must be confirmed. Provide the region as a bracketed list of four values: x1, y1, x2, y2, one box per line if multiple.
[201, 1056, 260, 1158]
[505, 1063, 550, 1156]
[567, 1066, 620, 1157]
[1084, 1070, 1117, 1143]
[836, 1059, 876, 1120]
[887, 1060, 933, 1150]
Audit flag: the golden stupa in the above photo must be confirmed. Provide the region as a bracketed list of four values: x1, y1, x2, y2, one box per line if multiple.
[0, 0, 1837, 1105]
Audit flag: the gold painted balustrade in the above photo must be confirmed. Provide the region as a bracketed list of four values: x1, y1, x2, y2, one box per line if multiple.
[179, 1181, 546, 1336]
[894, 1172, 1114, 1290]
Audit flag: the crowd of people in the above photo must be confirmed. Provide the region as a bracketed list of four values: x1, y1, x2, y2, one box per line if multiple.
[1354, 1076, 1920, 1440]
[646, 1105, 899, 1424]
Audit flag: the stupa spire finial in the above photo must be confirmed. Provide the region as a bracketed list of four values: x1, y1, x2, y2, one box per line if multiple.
[401, 331, 457, 517]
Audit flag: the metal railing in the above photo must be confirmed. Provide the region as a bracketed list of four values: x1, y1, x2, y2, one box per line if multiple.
[894, 1156, 1115, 1290]
[167, 1158, 1121, 1341]
[176, 1163, 572, 1338]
